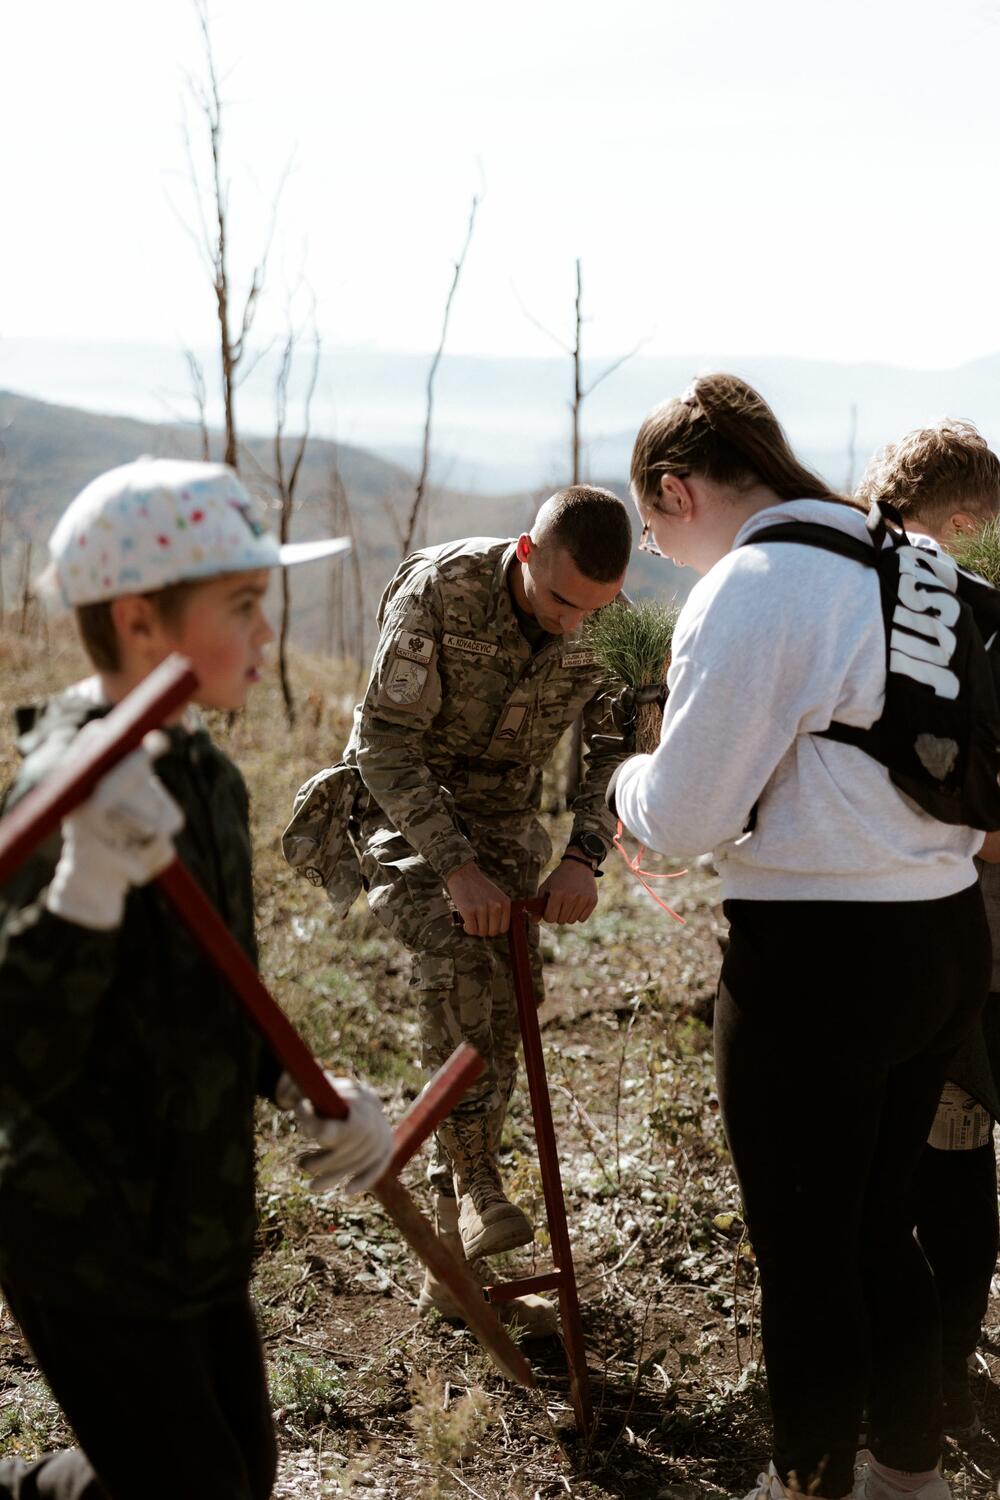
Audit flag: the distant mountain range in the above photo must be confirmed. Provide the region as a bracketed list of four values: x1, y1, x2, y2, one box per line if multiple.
[0, 388, 694, 652]
[4, 336, 1000, 496]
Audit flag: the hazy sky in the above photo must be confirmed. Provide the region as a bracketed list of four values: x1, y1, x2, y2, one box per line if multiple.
[5, 0, 1000, 368]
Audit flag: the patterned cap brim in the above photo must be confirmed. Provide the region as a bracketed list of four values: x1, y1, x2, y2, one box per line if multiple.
[277, 537, 352, 567]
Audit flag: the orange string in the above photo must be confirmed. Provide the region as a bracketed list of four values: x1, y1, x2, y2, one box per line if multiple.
[613, 819, 687, 925]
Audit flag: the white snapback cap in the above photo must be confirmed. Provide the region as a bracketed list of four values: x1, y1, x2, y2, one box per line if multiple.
[49, 457, 350, 607]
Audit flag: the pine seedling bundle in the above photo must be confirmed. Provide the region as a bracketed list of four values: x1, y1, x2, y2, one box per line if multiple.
[951, 518, 1000, 590]
[585, 599, 679, 753]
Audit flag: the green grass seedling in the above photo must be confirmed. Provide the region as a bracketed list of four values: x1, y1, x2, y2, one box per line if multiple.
[585, 600, 678, 752]
[952, 517, 1000, 588]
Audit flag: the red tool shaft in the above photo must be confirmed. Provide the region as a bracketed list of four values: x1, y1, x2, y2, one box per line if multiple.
[156, 861, 531, 1383]
[508, 897, 594, 1433]
[156, 860, 349, 1118]
[0, 658, 533, 1384]
[0, 655, 198, 888]
[387, 1043, 484, 1176]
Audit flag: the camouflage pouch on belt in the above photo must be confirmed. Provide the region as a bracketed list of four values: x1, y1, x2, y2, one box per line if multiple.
[281, 764, 364, 918]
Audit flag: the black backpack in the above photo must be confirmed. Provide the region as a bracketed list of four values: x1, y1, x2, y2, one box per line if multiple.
[744, 501, 1000, 830]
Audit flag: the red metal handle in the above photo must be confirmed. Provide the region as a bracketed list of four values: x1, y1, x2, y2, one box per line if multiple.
[517, 896, 547, 921]
[0, 654, 198, 888]
[386, 1042, 484, 1177]
[155, 859, 349, 1118]
[0, 665, 535, 1383]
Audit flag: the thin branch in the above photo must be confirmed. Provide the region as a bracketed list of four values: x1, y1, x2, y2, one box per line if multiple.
[516, 298, 573, 357]
[400, 191, 480, 557]
[184, 349, 210, 459]
[582, 336, 650, 398]
[270, 303, 321, 728]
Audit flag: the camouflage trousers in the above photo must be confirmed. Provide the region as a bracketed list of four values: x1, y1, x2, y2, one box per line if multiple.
[359, 806, 550, 1195]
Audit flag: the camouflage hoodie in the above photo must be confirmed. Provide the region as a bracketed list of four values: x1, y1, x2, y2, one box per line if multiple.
[0, 683, 278, 1316]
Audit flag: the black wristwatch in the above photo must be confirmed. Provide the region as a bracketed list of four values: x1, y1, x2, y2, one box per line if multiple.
[563, 832, 608, 871]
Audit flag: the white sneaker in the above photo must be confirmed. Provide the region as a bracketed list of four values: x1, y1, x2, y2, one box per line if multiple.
[853, 1465, 951, 1500]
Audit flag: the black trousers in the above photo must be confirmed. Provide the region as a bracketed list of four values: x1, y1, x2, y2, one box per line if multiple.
[914, 1133, 999, 1375]
[0, 1289, 276, 1500]
[715, 885, 990, 1499]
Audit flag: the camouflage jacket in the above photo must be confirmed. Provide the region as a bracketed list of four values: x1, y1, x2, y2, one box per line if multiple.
[0, 685, 278, 1317]
[343, 537, 628, 879]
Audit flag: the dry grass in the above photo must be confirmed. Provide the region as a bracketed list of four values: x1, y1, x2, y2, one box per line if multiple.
[1, 620, 998, 1499]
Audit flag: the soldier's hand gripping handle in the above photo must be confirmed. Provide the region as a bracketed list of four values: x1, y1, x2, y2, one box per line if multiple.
[446, 859, 511, 937]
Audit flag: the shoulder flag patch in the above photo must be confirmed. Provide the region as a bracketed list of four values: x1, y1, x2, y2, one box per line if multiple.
[394, 631, 434, 664]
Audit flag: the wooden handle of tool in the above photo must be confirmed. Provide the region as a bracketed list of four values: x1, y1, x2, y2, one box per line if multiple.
[0, 654, 198, 888]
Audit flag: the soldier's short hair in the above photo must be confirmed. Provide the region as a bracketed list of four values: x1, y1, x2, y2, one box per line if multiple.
[536, 486, 632, 582]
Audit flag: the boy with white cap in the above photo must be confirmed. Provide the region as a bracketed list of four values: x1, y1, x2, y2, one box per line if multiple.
[0, 458, 392, 1500]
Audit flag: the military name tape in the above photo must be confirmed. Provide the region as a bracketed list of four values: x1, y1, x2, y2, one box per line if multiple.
[561, 650, 598, 668]
[443, 633, 499, 658]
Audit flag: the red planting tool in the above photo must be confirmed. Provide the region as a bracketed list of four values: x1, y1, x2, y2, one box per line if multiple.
[0, 654, 533, 1388]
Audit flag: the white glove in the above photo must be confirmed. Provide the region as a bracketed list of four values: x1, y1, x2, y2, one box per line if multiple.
[279, 1072, 395, 1196]
[46, 728, 184, 931]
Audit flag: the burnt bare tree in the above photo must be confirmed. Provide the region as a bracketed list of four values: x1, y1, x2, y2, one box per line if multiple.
[17, 532, 33, 637]
[522, 258, 643, 485]
[844, 402, 859, 493]
[400, 192, 480, 557]
[270, 315, 321, 727]
[522, 259, 645, 799]
[180, 0, 280, 471]
[184, 349, 211, 461]
[0, 436, 11, 622]
[325, 449, 366, 682]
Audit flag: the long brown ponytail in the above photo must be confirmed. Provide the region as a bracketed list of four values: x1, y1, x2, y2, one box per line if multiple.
[630, 373, 845, 510]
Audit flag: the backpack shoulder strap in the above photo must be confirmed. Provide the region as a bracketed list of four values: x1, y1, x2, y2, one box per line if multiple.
[740, 519, 890, 767]
[742, 520, 879, 568]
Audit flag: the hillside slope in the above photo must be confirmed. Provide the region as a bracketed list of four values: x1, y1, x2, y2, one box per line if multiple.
[0, 390, 694, 648]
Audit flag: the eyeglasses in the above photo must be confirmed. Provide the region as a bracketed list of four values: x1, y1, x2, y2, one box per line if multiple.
[639, 520, 665, 557]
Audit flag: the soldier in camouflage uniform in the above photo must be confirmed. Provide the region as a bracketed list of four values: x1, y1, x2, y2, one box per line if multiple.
[338, 486, 632, 1319]
[0, 460, 389, 1500]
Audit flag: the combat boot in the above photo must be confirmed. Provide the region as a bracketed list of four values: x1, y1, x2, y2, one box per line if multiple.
[438, 1115, 533, 1259]
[417, 1194, 558, 1338]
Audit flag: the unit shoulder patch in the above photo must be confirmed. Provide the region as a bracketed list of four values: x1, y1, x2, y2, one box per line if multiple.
[443, 633, 499, 658]
[382, 658, 429, 706]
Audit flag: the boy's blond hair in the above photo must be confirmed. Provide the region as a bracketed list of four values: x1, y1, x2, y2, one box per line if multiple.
[856, 419, 1000, 531]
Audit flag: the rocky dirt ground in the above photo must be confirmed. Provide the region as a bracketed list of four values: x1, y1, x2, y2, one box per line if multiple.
[0, 625, 998, 1498]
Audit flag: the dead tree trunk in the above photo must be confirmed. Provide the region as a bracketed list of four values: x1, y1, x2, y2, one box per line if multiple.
[325, 452, 366, 681]
[18, 538, 33, 637]
[183, 0, 275, 474]
[272, 323, 321, 728]
[844, 402, 858, 493]
[532, 260, 643, 800]
[400, 192, 480, 557]
[572, 259, 582, 485]
[185, 350, 211, 461]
